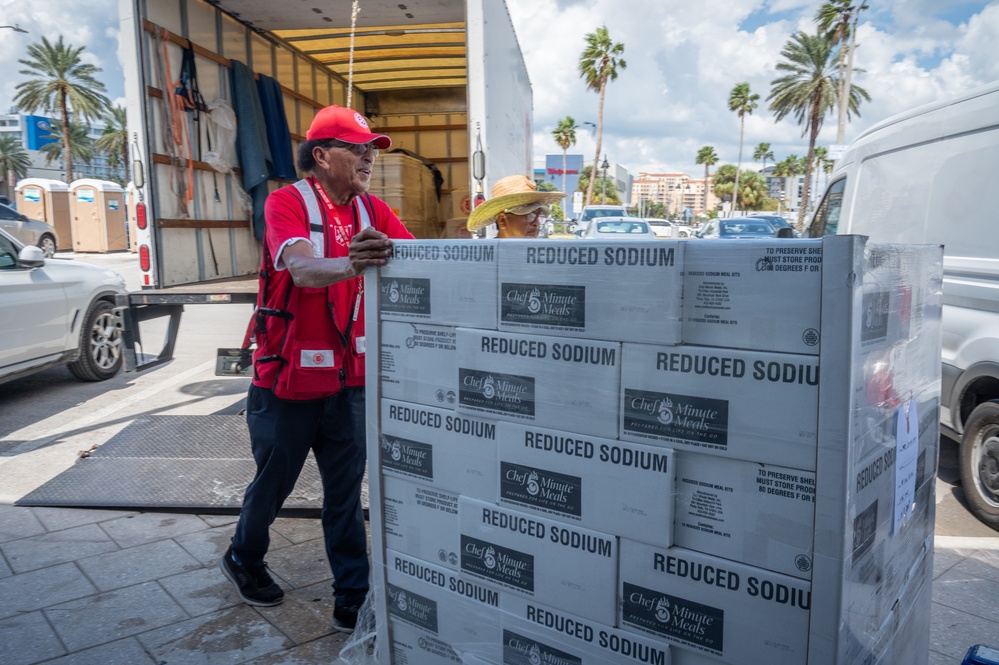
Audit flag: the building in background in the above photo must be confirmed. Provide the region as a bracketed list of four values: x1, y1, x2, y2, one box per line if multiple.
[0, 111, 124, 186]
[632, 172, 716, 221]
[534, 154, 632, 219]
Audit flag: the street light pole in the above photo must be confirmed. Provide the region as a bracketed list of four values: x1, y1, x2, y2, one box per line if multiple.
[600, 154, 609, 204]
[0, 24, 28, 32]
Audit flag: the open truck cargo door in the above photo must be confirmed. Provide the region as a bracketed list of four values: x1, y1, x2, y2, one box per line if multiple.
[117, 0, 532, 370]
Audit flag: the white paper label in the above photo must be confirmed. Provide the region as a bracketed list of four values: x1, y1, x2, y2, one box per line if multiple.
[893, 399, 919, 533]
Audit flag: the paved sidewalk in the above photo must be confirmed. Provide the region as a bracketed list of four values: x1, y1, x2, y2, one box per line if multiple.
[0, 501, 996, 664]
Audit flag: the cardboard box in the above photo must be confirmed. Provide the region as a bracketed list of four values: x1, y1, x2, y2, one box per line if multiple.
[619, 540, 810, 665]
[456, 328, 621, 439]
[385, 550, 672, 665]
[379, 239, 498, 328]
[382, 475, 462, 570]
[497, 240, 684, 344]
[497, 422, 675, 547]
[459, 496, 618, 626]
[385, 549, 503, 665]
[502, 596, 673, 665]
[673, 451, 815, 580]
[682, 240, 822, 354]
[380, 322, 457, 409]
[380, 399, 498, 501]
[619, 343, 819, 470]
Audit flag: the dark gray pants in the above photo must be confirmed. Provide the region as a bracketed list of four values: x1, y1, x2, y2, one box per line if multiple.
[232, 384, 368, 606]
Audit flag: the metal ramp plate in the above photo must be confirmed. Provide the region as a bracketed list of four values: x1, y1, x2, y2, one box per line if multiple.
[17, 415, 368, 514]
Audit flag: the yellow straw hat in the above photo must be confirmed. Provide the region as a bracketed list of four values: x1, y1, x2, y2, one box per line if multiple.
[466, 175, 565, 231]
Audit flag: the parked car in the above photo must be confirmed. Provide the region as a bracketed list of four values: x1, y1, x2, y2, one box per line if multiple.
[0, 201, 58, 257]
[577, 204, 631, 225]
[644, 218, 675, 238]
[645, 218, 695, 238]
[0, 227, 127, 384]
[696, 218, 779, 239]
[740, 214, 801, 237]
[581, 217, 657, 240]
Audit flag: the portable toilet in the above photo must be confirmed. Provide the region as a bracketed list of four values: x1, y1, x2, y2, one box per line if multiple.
[15, 178, 72, 250]
[125, 181, 139, 252]
[69, 179, 127, 252]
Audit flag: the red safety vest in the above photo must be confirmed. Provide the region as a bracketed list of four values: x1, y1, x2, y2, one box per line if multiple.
[247, 179, 373, 400]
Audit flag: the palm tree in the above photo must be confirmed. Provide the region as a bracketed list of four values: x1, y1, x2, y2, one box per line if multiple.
[728, 82, 759, 214]
[552, 116, 578, 212]
[816, 0, 868, 144]
[95, 104, 128, 182]
[695, 146, 718, 215]
[812, 145, 829, 195]
[772, 155, 798, 213]
[578, 26, 626, 207]
[13, 36, 110, 183]
[39, 119, 95, 171]
[0, 135, 31, 201]
[768, 31, 869, 229]
[753, 142, 774, 174]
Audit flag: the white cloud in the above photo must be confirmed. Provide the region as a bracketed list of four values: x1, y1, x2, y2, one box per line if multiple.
[2, 0, 995, 186]
[507, 0, 999, 180]
[0, 0, 122, 113]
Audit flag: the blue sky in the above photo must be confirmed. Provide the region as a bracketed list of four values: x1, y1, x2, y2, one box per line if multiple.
[1, 0, 997, 179]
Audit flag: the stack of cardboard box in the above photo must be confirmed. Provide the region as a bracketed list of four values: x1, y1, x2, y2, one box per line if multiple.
[363, 235, 943, 665]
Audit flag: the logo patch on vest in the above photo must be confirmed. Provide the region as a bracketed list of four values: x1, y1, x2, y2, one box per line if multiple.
[301, 350, 335, 367]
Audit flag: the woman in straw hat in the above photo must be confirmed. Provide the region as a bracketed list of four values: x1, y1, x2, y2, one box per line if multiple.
[466, 175, 564, 238]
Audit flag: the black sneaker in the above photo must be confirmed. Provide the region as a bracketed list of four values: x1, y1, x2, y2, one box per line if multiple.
[220, 546, 284, 607]
[332, 603, 360, 634]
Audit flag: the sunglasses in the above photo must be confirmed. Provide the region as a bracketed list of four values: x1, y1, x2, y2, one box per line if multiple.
[502, 206, 544, 222]
[330, 140, 380, 156]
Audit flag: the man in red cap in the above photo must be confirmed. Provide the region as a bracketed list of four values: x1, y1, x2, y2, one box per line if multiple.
[221, 105, 413, 633]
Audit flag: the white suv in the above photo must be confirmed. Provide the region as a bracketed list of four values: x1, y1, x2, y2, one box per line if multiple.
[0, 227, 128, 384]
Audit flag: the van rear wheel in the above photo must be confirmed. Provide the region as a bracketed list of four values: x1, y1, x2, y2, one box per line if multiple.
[959, 400, 999, 530]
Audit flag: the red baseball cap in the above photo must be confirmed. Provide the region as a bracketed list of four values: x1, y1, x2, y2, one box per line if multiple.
[305, 105, 392, 149]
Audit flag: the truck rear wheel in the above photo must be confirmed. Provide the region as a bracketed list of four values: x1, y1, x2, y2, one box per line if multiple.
[959, 400, 999, 530]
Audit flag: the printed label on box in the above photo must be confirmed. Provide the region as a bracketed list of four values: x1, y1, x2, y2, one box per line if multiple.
[500, 462, 583, 518]
[380, 435, 434, 481]
[503, 629, 583, 665]
[459, 368, 536, 418]
[380, 277, 432, 317]
[500, 283, 587, 329]
[387, 583, 439, 632]
[461, 535, 535, 592]
[622, 389, 729, 447]
[622, 581, 725, 652]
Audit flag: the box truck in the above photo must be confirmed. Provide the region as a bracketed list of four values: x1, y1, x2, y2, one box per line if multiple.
[806, 81, 999, 529]
[116, 0, 532, 370]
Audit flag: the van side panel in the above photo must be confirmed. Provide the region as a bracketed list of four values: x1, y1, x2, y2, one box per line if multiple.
[834, 87, 999, 436]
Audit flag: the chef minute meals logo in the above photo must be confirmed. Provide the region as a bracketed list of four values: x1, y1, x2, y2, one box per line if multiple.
[622, 582, 724, 654]
[380, 277, 431, 316]
[387, 584, 438, 633]
[459, 368, 535, 417]
[623, 388, 729, 447]
[501, 282, 586, 329]
[380, 434, 433, 480]
[461, 535, 534, 592]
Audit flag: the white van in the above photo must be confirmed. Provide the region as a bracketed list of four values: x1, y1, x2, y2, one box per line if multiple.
[807, 81, 999, 529]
